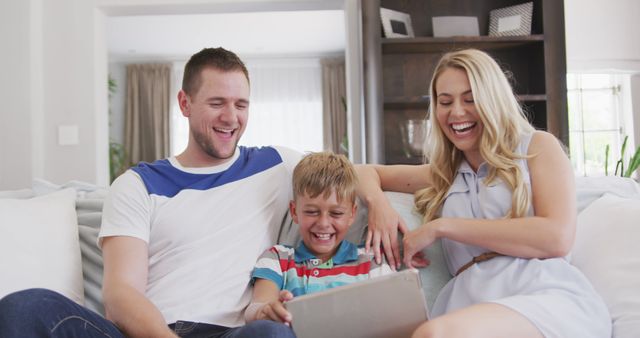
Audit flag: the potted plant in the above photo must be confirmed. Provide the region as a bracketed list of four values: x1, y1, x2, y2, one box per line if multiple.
[108, 75, 128, 183]
[605, 135, 640, 178]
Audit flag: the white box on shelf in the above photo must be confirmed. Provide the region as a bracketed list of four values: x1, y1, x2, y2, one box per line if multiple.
[432, 16, 479, 37]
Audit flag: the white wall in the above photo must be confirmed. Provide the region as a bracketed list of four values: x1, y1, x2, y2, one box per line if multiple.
[0, 1, 33, 189]
[565, 0, 640, 72]
[0, 0, 108, 189]
[40, 0, 107, 187]
[565, 0, 640, 152]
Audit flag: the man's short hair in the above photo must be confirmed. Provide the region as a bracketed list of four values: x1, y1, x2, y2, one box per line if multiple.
[182, 47, 249, 96]
[292, 152, 358, 204]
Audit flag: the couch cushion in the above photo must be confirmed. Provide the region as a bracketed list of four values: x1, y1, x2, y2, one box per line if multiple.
[0, 188, 84, 304]
[30, 179, 107, 315]
[573, 194, 640, 338]
[76, 199, 106, 316]
[575, 176, 640, 213]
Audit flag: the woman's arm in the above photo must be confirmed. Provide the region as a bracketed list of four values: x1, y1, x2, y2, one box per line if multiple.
[245, 279, 293, 324]
[403, 131, 576, 265]
[355, 164, 432, 268]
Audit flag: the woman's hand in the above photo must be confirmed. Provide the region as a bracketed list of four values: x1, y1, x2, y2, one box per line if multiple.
[403, 220, 440, 269]
[255, 290, 294, 325]
[365, 199, 408, 270]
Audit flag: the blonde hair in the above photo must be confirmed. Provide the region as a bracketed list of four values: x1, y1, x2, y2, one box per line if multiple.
[415, 49, 535, 222]
[292, 151, 358, 204]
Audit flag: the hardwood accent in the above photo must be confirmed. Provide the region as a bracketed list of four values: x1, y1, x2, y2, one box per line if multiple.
[382, 35, 544, 54]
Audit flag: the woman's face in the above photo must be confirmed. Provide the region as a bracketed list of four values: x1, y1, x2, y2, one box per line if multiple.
[434, 67, 484, 165]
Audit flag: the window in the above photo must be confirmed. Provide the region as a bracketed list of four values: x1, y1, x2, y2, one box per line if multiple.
[567, 73, 633, 176]
[241, 59, 323, 153]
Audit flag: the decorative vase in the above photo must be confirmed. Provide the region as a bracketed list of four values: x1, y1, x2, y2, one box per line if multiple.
[400, 119, 428, 159]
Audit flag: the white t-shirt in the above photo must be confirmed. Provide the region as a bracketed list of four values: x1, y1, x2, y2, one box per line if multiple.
[99, 146, 301, 327]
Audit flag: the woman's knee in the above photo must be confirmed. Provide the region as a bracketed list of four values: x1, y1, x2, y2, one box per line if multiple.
[412, 321, 434, 338]
[411, 319, 449, 338]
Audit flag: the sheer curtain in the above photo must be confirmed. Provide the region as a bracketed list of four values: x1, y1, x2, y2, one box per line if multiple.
[170, 61, 188, 155]
[321, 58, 347, 155]
[169, 58, 323, 155]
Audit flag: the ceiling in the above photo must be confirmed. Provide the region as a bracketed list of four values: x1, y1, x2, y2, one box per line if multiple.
[106, 10, 346, 61]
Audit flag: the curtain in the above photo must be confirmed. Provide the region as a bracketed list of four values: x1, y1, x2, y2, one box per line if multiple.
[124, 63, 171, 165]
[321, 58, 347, 155]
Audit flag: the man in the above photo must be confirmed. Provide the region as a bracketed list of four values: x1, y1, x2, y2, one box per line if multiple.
[0, 47, 300, 338]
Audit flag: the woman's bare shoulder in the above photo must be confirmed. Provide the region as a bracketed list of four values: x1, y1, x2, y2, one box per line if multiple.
[528, 130, 566, 156]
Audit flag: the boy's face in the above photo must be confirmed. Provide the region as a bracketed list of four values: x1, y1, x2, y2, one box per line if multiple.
[290, 190, 357, 262]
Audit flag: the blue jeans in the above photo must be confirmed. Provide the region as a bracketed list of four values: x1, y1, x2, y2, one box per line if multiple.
[0, 289, 295, 338]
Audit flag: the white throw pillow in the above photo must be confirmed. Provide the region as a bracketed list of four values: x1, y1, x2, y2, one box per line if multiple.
[575, 176, 640, 213]
[0, 188, 84, 304]
[0, 188, 34, 199]
[572, 194, 640, 338]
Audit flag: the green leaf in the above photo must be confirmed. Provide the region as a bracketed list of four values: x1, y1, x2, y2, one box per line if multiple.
[615, 159, 623, 177]
[605, 144, 610, 176]
[624, 144, 640, 177]
[109, 141, 128, 183]
[620, 135, 628, 158]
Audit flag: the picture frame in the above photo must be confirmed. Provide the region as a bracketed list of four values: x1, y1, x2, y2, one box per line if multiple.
[488, 2, 533, 37]
[380, 8, 414, 38]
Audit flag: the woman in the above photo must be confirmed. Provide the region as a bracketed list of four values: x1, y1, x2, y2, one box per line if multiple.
[357, 49, 611, 337]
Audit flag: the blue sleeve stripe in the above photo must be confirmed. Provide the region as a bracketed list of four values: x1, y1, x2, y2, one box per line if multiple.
[289, 287, 307, 297]
[132, 147, 283, 197]
[251, 268, 284, 289]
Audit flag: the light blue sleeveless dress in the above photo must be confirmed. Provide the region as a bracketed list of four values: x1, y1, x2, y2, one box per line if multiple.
[431, 133, 612, 337]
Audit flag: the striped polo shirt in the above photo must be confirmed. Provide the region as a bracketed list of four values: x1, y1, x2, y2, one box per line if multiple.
[251, 241, 393, 296]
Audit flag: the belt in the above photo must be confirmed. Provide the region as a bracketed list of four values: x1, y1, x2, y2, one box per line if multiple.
[455, 251, 504, 276]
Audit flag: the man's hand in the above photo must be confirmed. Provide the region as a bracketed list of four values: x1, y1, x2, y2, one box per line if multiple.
[255, 290, 294, 325]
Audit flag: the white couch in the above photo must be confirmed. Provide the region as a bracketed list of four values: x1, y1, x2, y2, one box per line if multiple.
[1, 176, 639, 338]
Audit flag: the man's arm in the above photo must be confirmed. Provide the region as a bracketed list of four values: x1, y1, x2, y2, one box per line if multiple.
[102, 236, 177, 338]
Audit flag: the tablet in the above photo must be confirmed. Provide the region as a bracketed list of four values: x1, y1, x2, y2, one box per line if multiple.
[285, 268, 429, 338]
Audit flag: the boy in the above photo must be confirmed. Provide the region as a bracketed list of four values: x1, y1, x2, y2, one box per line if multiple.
[244, 151, 393, 325]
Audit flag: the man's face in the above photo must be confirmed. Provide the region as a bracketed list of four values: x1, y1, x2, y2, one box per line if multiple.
[180, 68, 250, 164]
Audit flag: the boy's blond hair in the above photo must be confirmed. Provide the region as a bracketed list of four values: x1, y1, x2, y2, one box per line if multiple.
[292, 151, 358, 204]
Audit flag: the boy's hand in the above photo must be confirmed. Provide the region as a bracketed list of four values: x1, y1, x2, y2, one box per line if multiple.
[256, 290, 294, 325]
